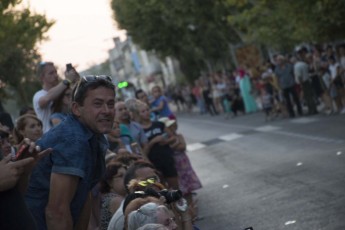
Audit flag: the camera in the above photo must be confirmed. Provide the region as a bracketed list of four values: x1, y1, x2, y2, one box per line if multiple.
[158, 189, 182, 204]
[158, 189, 188, 212]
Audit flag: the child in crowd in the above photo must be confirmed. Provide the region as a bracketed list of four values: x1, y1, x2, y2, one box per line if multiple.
[260, 88, 274, 121]
[164, 118, 202, 220]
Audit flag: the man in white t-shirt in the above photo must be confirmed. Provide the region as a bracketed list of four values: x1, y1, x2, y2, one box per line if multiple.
[33, 62, 79, 132]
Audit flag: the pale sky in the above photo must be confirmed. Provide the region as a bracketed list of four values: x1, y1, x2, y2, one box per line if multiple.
[21, 0, 126, 71]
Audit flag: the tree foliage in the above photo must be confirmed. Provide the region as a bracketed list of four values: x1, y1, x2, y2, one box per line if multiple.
[111, 0, 241, 80]
[227, 0, 345, 51]
[111, 0, 345, 79]
[0, 0, 54, 108]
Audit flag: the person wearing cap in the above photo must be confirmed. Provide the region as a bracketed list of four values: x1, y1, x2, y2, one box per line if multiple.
[33, 62, 79, 133]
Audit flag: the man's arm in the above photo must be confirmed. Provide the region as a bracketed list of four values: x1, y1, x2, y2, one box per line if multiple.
[39, 68, 80, 109]
[45, 173, 79, 230]
[75, 192, 91, 230]
[0, 155, 34, 192]
[17, 147, 52, 194]
[38, 82, 68, 108]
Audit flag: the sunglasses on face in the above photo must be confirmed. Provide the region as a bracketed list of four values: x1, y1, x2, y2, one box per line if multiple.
[73, 75, 113, 99]
[138, 177, 157, 187]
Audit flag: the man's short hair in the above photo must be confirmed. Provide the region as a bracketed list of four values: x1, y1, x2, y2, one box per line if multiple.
[72, 75, 115, 106]
[36, 62, 54, 78]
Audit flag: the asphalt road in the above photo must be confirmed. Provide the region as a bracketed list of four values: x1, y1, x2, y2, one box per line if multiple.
[177, 111, 345, 230]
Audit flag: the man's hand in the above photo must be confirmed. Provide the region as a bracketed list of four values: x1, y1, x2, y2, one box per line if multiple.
[14, 139, 53, 194]
[0, 155, 34, 192]
[64, 68, 80, 83]
[17, 138, 52, 173]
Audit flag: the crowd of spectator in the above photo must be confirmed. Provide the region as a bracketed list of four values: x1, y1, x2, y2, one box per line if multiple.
[167, 43, 345, 121]
[1, 42, 344, 230]
[0, 61, 202, 230]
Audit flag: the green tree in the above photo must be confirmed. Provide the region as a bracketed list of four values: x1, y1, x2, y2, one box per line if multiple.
[0, 0, 54, 110]
[227, 0, 345, 51]
[111, 0, 241, 81]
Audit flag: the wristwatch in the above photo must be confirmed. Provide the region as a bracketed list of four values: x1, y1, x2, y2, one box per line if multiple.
[62, 79, 71, 86]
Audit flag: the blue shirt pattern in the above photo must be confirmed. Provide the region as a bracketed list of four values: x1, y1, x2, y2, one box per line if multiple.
[25, 114, 107, 229]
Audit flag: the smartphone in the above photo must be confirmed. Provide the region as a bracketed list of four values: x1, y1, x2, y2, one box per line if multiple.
[66, 63, 73, 71]
[14, 144, 30, 161]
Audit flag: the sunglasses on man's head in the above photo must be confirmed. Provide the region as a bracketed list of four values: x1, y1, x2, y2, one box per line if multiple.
[81, 75, 113, 82]
[73, 75, 113, 99]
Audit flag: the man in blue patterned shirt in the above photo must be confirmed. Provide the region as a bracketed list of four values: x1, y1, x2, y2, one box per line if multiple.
[25, 75, 116, 230]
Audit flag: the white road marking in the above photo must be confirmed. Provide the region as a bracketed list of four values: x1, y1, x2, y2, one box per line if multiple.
[255, 125, 281, 132]
[285, 220, 296, 225]
[222, 184, 229, 189]
[272, 130, 344, 144]
[179, 118, 253, 129]
[187, 143, 206, 152]
[219, 133, 244, 141]
[296, 162, 303, 166]
[337, 151, 342, 156]
[290, 117, 318, 124]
